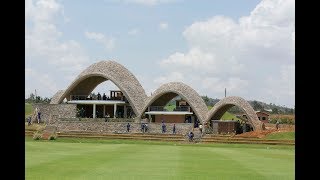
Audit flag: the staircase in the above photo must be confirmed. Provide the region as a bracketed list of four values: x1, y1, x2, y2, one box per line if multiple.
[56, 131, 186, 142]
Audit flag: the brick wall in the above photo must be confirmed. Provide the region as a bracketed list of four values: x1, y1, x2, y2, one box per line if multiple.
[154, 115, 185, 123]
[53, 118, 193, 135]
[32, 103, 77, 124]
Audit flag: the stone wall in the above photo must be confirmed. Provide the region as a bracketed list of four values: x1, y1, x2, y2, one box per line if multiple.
[32, 103, 77, 124]
[54, 119, 193, 135]
[264, 123, 295, 131]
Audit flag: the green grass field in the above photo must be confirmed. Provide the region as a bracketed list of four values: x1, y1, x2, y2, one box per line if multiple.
[26, 138, 295, 180]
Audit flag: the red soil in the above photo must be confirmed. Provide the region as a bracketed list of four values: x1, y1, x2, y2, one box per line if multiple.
[235, 128, 294, 138]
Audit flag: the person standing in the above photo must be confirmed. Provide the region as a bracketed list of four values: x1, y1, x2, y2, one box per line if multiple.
[37, 110, 41, 123]
[162, 122, 166, 133]
[199, 124, 203, 134]
[127, 123, 130, 132]
[173, 124, 176, 134]
[276, 120, 280, 130]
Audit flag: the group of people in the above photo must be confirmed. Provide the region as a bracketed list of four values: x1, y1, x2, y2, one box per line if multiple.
[96, 92, 108, 100]
[27, 107, 41, 125]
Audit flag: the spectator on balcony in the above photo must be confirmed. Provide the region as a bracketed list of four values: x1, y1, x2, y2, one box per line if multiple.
[103, 93, 107, 100]
[97, 93, 101, 100]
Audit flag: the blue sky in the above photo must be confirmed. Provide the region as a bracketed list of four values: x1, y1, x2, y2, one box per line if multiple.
[25, 0, 295, 108]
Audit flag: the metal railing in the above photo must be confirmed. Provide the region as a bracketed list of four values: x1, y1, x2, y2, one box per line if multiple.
[149, 106, 191, 112]
[70, 95, 128, 102]
[174, 106, 190, 111]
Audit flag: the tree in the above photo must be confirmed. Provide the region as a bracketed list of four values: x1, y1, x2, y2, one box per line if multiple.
[252, 101, 263, 111]
[202, 95, 210, 106]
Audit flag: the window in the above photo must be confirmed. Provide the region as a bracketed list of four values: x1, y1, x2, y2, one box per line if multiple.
[262, 117, 266, 120]
[258, 117, 260, 120]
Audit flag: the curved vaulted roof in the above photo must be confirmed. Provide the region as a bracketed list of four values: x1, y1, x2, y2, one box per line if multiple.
[50, 61, 147, 116]
[50, 60, 264, 131]
[141, 82, 208, 124]
[206, 96, 264, 130]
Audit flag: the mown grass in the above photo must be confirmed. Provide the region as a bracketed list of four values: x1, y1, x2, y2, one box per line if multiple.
[264, 131, 295, 140]
[26, 137, 294, 180]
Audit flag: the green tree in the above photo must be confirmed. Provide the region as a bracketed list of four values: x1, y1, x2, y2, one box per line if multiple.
[272, 107, 279, 114]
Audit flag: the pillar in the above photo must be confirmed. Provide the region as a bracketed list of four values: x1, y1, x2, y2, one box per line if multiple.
[114, 104, 117, 119]
[103, 105, 106, 117]
[124, 105, 127, 118]
[147, 107, 151, 122]
[93, 104, 96, 118]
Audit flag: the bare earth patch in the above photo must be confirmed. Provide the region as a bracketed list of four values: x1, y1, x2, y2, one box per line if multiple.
[236, 128, 294, 138]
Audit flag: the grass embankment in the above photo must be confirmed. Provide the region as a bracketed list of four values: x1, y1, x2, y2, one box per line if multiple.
[26, 138, 294, 180]
[264, 131, 295, 140]
[25, 103, 34, 118]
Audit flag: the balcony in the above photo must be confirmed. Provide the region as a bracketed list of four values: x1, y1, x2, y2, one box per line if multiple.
[149, 106, 190, 112]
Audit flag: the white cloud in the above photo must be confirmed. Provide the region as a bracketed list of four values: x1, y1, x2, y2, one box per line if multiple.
[154, 71, 184, 84]
[25, 68, 59, 98]
[85, 31, 115, 51]
[25, 0, 91, 98]
[128, 28, 140, 35]
[160, 48, 244, 74]
[121, 0, 178, 6]
[159, 22, 168, 30]
[265, 64, 295, 103]
[158, 0, 295, 107]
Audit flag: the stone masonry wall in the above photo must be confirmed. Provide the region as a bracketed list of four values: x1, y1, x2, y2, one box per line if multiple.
[32, 103, 77, 124]
[54, 119, 193, 135]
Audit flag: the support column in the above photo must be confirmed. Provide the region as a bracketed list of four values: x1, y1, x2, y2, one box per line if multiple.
[124, 105, 127, 118]
[93, 104, 96, 118]
[103, 105, 106, 117]
[114, 104, 117, 119]
[147, 107, 151, 122]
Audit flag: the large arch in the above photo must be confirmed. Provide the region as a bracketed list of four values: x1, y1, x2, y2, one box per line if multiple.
[141, 82, 208, 124]
[50, 90, 65, 104]
[50, 60, 147, 116]
[206, 96, 264, 130]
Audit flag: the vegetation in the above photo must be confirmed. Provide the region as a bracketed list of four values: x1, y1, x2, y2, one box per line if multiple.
[265, 132, 295, 140]
[221, 112, 241, 120]
[26, 138, 294, 180]
[25, 103, 34, 118]
[269, 114, 295, 124]
[200, 96, 294, 115]
[25, 93, 51, 104]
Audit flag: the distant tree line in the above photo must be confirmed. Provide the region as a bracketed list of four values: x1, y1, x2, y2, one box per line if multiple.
[200, 96, 294, 115]
[25, 93, 51, 103]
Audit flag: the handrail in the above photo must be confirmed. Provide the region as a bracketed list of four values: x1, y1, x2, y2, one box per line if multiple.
[149, 106, 191, 112]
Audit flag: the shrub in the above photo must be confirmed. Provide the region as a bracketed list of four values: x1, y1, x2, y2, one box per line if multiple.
[48, 134, 57, 140]
[33, 132, 42, 140]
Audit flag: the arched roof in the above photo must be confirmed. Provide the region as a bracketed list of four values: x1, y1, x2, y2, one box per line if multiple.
[206, 96, 264, 130]
[141, 82, 208, 124]
[50, 60, 147, 116]
[50, 90, 65, 104]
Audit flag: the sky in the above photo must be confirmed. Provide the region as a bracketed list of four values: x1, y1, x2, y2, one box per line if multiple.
[25, 0, 295, 108]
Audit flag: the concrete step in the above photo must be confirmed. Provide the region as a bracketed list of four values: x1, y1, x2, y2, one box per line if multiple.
[57, 134, 185, 142]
